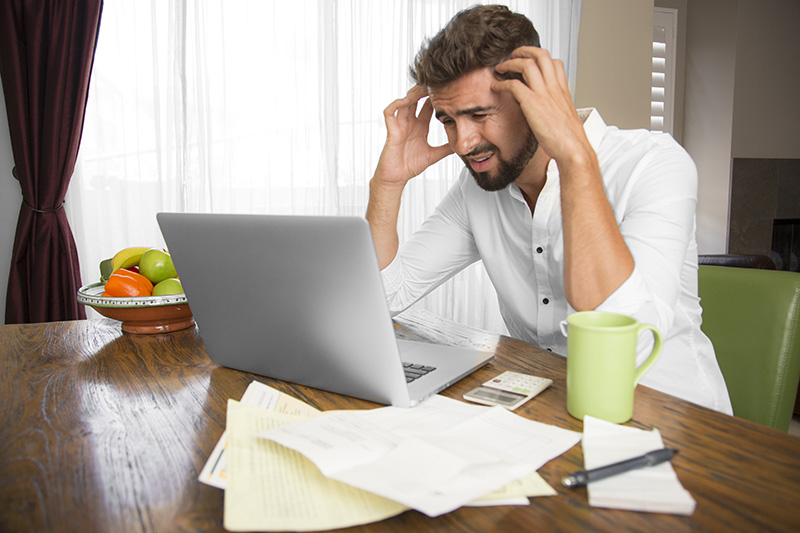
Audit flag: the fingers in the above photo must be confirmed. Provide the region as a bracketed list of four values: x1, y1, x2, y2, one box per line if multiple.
[383, 97, 413, 137]
[497, 47, 564, 91]
[383, 85, 435, 139]
[490, 78, 528, 102]
[554, 59, 569, 93]
[509, 45, 543, 59]
[383, 98, 404, 137]
[493, 50, 573, 112]
[406, 84, 428, 99]
[384, 86, 427, 120]
[496, 57, 546, 92]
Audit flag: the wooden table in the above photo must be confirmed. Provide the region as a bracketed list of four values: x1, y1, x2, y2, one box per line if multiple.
[1, 309, 799, 532]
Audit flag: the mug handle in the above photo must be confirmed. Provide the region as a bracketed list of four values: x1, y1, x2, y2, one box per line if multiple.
[633, 324, 662, 384]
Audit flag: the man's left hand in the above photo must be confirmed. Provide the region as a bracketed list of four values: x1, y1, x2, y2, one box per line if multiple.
[491, 46, 590, 166]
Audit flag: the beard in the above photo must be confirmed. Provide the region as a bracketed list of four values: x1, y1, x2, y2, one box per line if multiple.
[462, 129, 539, 192]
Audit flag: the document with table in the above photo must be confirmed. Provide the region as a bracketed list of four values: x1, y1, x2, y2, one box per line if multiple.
[197, 380, 322, 489]
[207, 380, 578, 531]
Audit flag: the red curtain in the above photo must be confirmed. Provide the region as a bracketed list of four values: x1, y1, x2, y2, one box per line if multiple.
[0, 0, 103, 323]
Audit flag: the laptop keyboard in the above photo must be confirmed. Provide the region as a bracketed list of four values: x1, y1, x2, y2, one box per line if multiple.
[403, 362, 436, 383]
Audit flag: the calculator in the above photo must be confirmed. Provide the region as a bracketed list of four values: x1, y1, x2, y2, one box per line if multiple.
[462, 371, 553, 410]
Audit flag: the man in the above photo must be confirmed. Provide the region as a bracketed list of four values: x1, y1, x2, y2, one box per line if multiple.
[365, 5, 732, 414]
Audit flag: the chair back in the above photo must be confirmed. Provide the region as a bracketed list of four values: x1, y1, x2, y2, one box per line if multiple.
[698, 254, 776, 269]
[698, 266, 800, 431]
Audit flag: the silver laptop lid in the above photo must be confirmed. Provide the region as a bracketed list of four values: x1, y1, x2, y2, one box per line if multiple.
[157, 212, 412, 406]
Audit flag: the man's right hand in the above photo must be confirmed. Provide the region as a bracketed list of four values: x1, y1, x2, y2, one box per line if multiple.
[374, 85, 453, 187]
[367, 86, 453, 269]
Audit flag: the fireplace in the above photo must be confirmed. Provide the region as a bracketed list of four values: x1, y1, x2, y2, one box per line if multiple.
[729, 158, 800, 270]
[772, 218, 800, 271]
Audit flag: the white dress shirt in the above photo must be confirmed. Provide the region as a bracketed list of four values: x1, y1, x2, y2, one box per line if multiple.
[381, 108, 733, 415]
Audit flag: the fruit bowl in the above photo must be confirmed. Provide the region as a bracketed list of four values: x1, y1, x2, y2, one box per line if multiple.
[77, 282, 195, 334]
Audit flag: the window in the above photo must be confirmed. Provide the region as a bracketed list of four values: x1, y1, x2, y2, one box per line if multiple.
[67, 0, 582, 334]
[651, 8, 677, 135]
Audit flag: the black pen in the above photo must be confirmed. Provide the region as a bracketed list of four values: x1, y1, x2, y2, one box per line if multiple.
[561, 448, 678, 488]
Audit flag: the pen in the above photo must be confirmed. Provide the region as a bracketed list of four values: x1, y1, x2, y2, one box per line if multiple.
[561, 448, 678, 488]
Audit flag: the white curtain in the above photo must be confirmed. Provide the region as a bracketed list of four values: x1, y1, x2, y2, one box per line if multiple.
[67, 0, 582, 333]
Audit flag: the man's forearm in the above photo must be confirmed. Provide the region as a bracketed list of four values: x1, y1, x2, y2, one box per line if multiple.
[560, 150, 635, 311]
[365, 86, 453, 270]
[366, 176, 407, 270]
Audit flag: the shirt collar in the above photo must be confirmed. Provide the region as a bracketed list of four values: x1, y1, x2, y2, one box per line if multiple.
[576, 107, 607, 152]
[543, 107, 606, 174]
[509, 107, 607, 204]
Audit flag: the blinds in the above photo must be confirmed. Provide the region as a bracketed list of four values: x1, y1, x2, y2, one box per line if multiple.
[651, 8, 677, 134]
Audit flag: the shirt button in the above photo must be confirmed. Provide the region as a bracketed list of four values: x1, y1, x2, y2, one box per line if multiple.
[542, 298, 549, 305]
[536, 246, 544, 254]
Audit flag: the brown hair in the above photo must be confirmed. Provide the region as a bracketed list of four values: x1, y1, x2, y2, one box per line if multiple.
[410, 4, 541, 88]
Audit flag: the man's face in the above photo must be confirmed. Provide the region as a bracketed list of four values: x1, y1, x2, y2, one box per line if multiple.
[429, 68, 537, 191]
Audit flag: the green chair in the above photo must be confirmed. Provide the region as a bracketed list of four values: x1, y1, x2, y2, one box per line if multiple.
[698, 265, 800, 431]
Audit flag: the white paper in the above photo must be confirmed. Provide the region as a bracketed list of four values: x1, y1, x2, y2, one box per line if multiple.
[470, 470, 557, 506]
[199, 380, 320, 488]
[258, 395, 581, 517]
[582, 416, 696, 515]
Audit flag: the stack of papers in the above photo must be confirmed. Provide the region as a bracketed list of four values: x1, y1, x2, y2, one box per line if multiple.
[259, 394, 582, 517]
[582, 416, 696, 515]
[201, 381, 581, 531]
[198, 380, 321, 489]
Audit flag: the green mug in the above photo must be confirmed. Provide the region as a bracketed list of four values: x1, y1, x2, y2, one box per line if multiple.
[562, 311, 662, 423]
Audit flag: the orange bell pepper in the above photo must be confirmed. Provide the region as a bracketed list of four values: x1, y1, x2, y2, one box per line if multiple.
[104, 268, 154, 297]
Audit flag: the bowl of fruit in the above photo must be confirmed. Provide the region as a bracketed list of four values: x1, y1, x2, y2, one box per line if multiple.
[78, 246, 195, 334]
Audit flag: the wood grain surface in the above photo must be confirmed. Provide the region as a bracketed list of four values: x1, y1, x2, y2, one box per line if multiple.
[1, 310, 799, 532]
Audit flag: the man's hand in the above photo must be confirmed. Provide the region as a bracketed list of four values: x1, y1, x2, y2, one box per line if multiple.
[375, 84, 453, 187]
[367, 86, 453, 270]
[493, 47, 634, 311]
[491, 46, 591, 166]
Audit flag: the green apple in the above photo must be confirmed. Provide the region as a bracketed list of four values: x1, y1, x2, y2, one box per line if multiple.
[152, 277, 184, 296]
[99, 257, 113, 283]
[138, 248, 177, 284]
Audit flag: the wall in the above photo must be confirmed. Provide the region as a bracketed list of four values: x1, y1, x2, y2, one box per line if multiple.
[682, 0, 800, 254]
[574, 0, 653, 129]
[572, 0, 800, 254]
[0, 86, 20, 324]
[729, 158, 800, 261]
[682, 0, 739, 254]
[731, 0, 800, 158]
[726, 0, 800, 262]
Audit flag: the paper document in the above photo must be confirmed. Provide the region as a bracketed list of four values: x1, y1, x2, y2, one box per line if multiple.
[259, 395, 580, 517]
[198, 380, 320, 489]
[470, 471, 557, 506]
[582, 416, 696, 515]
[224, 400, 407, 532]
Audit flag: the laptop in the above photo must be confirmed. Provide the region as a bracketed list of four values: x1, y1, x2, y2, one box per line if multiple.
[157, 212, 495, 407]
